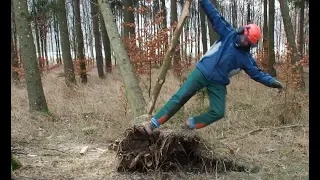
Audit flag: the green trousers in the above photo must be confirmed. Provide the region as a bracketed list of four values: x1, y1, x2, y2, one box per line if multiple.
[151, 67, 226, 129]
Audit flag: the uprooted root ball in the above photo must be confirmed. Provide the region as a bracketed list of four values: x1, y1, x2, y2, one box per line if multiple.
[113, 127, 260, 174]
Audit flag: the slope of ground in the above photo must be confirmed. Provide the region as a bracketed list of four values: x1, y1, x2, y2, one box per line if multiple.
[11, 66, 309, 179]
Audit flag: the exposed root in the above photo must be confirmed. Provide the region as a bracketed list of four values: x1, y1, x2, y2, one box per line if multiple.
[114, 127, 260, 174]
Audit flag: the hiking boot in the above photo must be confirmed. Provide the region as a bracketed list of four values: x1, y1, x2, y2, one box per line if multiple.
[138, 121, 154, 136]
[180, 119, 194, 130]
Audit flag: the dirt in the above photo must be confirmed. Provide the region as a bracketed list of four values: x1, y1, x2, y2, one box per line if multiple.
[11, 131, 259, 180]
[115, 127, 259, 174]
[11, 67, 309, 179]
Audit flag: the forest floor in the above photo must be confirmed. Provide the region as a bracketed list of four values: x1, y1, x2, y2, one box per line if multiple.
[11, 66, 309, 180]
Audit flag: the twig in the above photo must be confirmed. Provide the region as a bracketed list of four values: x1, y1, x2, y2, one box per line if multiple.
[272, 124, 304, 130]
[226, 124, 304, 142]
[232, 128, 265, 141]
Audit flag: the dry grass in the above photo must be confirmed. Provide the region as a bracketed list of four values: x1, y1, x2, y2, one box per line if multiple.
[11, 66, 309, 179]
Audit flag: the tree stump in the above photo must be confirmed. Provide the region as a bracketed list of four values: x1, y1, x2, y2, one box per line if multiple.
[112, 127, 260, 174]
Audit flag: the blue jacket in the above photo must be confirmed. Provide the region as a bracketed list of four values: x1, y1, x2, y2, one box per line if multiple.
[196, 0, 276, 87]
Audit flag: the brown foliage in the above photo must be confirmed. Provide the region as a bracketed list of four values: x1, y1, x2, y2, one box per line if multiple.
[122, 7, 196, 78]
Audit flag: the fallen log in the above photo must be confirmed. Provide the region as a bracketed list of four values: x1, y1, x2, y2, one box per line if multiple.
[113, 127, 260, 174]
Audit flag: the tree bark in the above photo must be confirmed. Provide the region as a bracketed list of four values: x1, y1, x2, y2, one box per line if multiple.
[100, 14, 112, 73]
[74, 0, 87, 83]
[123, 0, 135, 39]
[13, 0, 48, 112]
[278, 0, 305, 88]
[268, 0, 276, 77]
[170, 0, 181, 74]
[161, 0, 168, 63]
[262, 0, 268, 65]
[11, 3, 19, 81]
[57, 0, 76, 85]
[199, 1, 207, 53]
[98, 0, 147, 120]
[11, 33, 19, 81]
[208, 0, 219, 45]
[298, 0, 305, 58]
[146, 0, 193, 115]
[232, 0, 238, 28]
[247, 0, 251, 24]
[91, 0, 105, 78]
[32, 0, 42, 61]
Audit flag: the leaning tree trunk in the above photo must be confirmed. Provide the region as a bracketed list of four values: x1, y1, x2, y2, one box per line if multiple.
[57, 0, 76, 85]
[278, 0, 305, 89]
[98, 0, 147, 121]
[13, 0, 48, 112]
[74, 0, 87, 83]
[100, 14, 112, 73]
[146, 0, 193, 115]
[268, 0, 276, 77]
[91, 0, 105, 78]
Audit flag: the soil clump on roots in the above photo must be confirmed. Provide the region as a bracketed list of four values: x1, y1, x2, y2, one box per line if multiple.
[111, 127, 260, 174]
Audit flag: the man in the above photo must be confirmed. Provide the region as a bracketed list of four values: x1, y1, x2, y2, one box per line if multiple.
[140, 0, 284, 135]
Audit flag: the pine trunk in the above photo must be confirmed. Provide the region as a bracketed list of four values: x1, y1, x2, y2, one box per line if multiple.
[91, 0, 105, 78]
[74, 0, 87, 83]
[98, 0, 147, 120]
[278, 0, 305, 89]
[268, 0, 276, 76]
[298, 0, 305, 58]
[170, 0, 181, 75]
[100, 14, 112, 73]
[57, 0, 76, 85]
[199, 0, 207, 53]
[13, 0, 48, 112]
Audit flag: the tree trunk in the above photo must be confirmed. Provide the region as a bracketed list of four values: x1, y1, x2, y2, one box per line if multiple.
[199, 0, 207, 53]
[74, 0, 87, 83]
[262, 0, 268, 67]
[44, 33, 49, 67]
[11, 34, 19, 81]
[268, 0, 276, 77]
[208, 0, 219, 45]
[11, 3, 19, 81]
[161, 0, 168, 63]
[170, 0, 181, 74]
[57, 0, 76, 85]
[72, 6, 77, 60]
[146, 0, 193, 115]
[247, 0, 251, 24]
[32, 0, 42, 60]
[100, 14, 112, 73]
[298, 0, 305, 58]
[278, 0, 305, 89]
[13, 0, 48, 112]
[98, 0, 147, 120]
[53, 14, 62, 64]
[91, 0, 105, 78]
[123, 0, 135, 39]
[232, 0, 238, 28]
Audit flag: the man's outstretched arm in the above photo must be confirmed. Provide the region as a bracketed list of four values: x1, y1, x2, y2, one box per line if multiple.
[199, 0, 235, 39]
[242, 55, 284, 89]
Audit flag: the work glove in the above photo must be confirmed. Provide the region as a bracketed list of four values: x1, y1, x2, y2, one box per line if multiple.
[271, 79, 284, 92]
